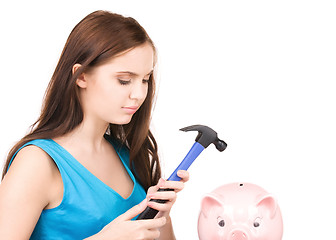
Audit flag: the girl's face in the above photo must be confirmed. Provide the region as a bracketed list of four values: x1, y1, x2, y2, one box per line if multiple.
[77, 43, 154, 126]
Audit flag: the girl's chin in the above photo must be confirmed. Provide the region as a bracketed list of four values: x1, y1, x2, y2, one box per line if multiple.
[109, 115, 133, 125]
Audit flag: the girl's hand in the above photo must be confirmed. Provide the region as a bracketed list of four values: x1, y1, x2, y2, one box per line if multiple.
[146, 170, 190, 218]
[88, 199, 166, 240]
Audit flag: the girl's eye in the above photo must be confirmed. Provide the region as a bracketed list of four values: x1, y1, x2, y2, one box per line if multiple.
[118, 79, 131, 85]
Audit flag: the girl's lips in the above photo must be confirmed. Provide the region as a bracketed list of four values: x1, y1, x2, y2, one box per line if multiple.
[122, 106, 139, 114]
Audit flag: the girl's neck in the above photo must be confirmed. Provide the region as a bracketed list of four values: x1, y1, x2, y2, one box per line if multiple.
[54, 116, 109, 154]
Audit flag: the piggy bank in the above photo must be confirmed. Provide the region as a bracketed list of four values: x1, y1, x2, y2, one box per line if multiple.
[198, 183, 283, 240]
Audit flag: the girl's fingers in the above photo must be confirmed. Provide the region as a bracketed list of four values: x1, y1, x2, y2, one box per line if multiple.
[177, 170, 190, 182]
[138, 216, 167, 229]
[116, 199, 148, 221]
[148, 200, 174, 212]
[148, 190, 177, 201]
[146, 170, 190, 200]
[158, 179, 184, 192]
[147, 185, 158, 195]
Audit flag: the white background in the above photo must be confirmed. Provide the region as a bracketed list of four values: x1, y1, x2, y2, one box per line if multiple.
[0, 0, 335, 239]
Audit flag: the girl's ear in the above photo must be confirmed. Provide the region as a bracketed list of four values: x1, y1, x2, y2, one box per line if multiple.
[73, 63, 87, 88]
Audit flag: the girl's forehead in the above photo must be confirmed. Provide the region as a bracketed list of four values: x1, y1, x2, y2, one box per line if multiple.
[103, 44, 154, 74]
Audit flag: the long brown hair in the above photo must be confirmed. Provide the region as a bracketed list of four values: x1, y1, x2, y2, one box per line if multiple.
[2, 10, 161, 191]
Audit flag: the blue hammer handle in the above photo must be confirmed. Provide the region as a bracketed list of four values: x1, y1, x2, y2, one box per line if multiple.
[167, 142, 205, 181]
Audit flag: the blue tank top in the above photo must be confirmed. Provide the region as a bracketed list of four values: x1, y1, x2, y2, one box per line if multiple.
[8, 136, 147, 239]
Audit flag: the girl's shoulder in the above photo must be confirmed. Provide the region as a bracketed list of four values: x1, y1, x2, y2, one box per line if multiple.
[0, 144, 62, 239]
[1, 142, 60, 211]
[7, 143, 60, 182]
[5, 143, 61, 197]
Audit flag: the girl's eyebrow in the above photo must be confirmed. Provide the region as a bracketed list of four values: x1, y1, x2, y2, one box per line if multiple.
[116, 70, 153, 77]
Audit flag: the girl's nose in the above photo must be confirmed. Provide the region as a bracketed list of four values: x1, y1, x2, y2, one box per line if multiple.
[129, 80, 148, 100]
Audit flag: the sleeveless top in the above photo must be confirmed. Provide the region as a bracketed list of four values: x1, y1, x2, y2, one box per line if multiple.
[8, 135, 147, 239]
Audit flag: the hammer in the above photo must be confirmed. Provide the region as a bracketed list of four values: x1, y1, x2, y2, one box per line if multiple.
[137, 124, 227, 220]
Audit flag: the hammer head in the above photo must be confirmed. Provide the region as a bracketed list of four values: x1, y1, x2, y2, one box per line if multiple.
[180, 124, 227, 151]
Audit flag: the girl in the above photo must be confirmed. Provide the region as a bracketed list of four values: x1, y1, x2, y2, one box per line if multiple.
[0, 10, 189, 239]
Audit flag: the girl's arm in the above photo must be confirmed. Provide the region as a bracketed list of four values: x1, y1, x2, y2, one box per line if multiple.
[0, 145, 61, 239]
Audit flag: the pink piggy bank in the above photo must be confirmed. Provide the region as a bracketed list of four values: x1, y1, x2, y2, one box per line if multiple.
[198, 183, 283, 240]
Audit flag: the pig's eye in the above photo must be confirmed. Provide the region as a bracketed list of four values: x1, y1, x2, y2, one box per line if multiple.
[217, 217, 225, 227]
[253, 217, 261, 227]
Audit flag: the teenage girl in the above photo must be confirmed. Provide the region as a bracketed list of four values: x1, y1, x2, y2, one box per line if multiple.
[0, 10, 189, 239]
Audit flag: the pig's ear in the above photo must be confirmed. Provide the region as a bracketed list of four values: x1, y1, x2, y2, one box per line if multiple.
[201, 194, 223, 218]
[256, 194, 278, 219]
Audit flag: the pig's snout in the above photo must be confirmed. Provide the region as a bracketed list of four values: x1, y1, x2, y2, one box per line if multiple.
[229, 230, 248, 240]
